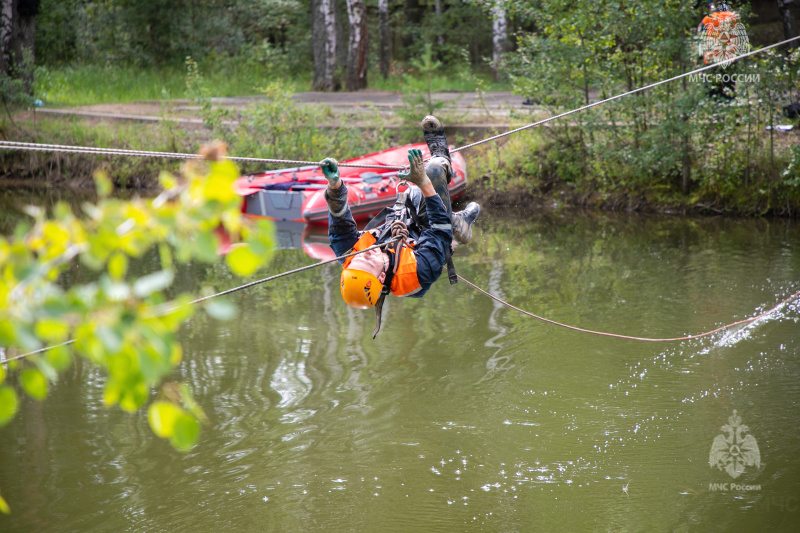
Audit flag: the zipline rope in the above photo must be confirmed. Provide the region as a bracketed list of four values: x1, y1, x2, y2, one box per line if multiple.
[458, 276, 800, 343]
[0, 141, 405, 171]
[1, 236, 401, 365]
[3, 35, 800, 364]
[452, 34, 800, 153]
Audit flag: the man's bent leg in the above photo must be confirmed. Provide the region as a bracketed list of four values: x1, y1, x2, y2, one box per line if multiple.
[424, 156, 452, 219]
[451, 202, 481, 245]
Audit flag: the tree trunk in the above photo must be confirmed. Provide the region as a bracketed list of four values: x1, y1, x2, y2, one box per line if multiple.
[345, 0, 367, 91]
[1, 0, 37, 94]
[311, 0, 325, 89]
[491, 0, 507, 81]
[311, 0, 338, 91]
[775, 0, 798, 50]
[378, 0, 389, 79]
[434, 0, 444, 47]
[1, 0, 14, 74]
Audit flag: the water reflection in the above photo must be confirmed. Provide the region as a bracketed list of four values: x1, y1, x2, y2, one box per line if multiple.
[1, 199, 799, 532]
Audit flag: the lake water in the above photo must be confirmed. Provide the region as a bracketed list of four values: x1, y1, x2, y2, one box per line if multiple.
[1, 192, 799, 532]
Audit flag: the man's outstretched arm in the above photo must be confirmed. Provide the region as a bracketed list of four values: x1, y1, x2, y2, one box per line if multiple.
[321, 158, 360, 262]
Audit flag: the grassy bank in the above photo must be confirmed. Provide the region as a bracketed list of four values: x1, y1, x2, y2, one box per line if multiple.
[33, 60, 508, 108]
[465, 125, 800, 217]
[4, 73, 800, 217]
[0, 85, 403, 189]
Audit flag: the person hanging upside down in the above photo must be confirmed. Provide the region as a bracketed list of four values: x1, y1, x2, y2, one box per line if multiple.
[320, 116, 481, 336]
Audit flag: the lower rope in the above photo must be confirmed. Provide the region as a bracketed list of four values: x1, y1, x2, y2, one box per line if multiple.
[457, 275, 800, 343]
[2, 237, 401, 364]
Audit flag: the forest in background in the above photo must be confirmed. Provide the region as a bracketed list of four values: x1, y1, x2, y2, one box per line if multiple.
[1, 0, 800, 215]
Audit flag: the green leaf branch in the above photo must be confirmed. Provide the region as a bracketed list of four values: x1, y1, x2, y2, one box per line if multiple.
[0, 154, 276, 456]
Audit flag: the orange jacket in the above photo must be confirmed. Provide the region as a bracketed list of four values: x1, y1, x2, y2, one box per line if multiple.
[342, 230, 423, 298]
[701, 11, 737, 36]
[700, 11, 740, 64]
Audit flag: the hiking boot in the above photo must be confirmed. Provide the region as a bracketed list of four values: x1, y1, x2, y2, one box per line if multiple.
[421, 115, 452, 182]
[451, 201, 481, 245]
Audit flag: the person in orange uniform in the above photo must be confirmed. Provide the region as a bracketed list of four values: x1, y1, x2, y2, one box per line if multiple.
[321, 116, 481, 335]
[698, 2, 742, 98]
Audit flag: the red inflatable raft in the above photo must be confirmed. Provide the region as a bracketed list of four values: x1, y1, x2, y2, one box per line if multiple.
[234, 143, 467, 225]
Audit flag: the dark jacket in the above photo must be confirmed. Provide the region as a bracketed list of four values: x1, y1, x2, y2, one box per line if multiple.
[327, 184, 452, 298]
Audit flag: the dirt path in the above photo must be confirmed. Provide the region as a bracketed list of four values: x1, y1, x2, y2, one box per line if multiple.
[30, 90, 544, 133]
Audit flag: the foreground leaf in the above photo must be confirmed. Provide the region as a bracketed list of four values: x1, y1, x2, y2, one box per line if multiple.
[0, 387, 19, 426]
[20, 368, 48, 400]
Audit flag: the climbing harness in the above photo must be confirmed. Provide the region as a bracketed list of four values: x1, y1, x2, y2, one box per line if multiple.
[366, 181, 457, 338]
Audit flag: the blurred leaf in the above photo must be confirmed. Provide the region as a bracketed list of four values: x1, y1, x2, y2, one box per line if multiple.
[102, 278, 131, 301]
[119, 381, 148, 412]
[35, 319, 70, 343]
[170, 413, 200, 451]
[20, 368, 48, 400]
[133, 270, 174, 298]
[0, 492, 9, 514]
[94, 171, 113, 198]
[179, 383, 209, 425]
[45, 344, 73, 372]
[195, 232, 219, 263]
[96, 325, 123, 353]
[226, 246, 259, 277]
[0, 364, 5, 385]
[158, 243, 173, 271]
[148, 401, 182, 438]
[170, 344, 183, 366]
[33, 356, 58, 383]
[108, 253, 128, 280]
[205, 298, 237, 321]
[0, 386, 19, 425]
[15, 326, 42, 352]
[0, 320, 15, 345]
[103, 378, 121, 406]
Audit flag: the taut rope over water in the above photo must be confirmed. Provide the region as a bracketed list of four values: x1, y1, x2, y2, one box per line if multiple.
[458, 276, 800, 343]
[1, 236, 402, 364]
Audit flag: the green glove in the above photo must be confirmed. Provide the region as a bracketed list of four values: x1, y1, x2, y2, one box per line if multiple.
[398, 148, 430, 188]
[320, 157, 341, 187]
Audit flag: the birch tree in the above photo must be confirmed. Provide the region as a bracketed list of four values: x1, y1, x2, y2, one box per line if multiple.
[312, 0, 338, 90]
[345, 0, 367, 90]
[491, 0, 507, 80]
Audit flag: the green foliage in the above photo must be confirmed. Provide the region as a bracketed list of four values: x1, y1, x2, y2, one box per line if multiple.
[503, 0, 800, 213]
[192, 80, 392, 173]
[35, 0, 310, 69]
[0, 156, 276, 454]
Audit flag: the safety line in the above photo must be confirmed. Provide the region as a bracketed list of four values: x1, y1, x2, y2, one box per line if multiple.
[0, 141, 405, 171]
[451, 34, 800, 153]
[0, 236, 401, 365]
[458, 275, 800, 342]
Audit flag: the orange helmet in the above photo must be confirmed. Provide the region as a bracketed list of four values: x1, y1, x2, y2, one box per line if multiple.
[340, 268, 383, 309]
